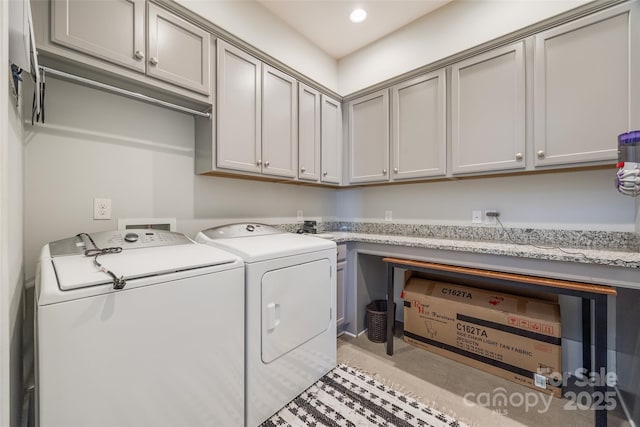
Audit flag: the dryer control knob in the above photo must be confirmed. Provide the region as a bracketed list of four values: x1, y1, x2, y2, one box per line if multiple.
[246, 224, 255, 232]
[124, 232, 139, 243]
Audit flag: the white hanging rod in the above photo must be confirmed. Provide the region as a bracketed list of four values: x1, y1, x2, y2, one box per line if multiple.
[40, 66, 212, 119]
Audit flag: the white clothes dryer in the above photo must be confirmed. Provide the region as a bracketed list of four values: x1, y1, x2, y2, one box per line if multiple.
[196, 224, 337, 427]
[35, 229, 245, 427]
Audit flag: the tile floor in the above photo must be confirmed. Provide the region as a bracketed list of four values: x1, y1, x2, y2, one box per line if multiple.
[336, 333, 631, 427]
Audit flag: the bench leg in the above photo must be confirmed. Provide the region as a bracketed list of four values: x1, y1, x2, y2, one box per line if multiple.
[386, 263, 394, 356]
[582, 298, 592, 374]
[594, 295, 608, 427]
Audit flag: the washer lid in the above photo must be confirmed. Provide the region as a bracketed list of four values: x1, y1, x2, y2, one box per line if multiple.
[196, 231, 336, 262]
[200, 223, 284, 239]
[48, 231, 240, 290]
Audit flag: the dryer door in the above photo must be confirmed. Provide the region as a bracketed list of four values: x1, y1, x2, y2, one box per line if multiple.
[261, 259, 331, 363]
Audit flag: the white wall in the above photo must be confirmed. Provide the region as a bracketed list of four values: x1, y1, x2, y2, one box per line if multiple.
[337, 170, 636, 231]
[23, 77, 337, 280]
[338, 0, 588, 94]
[1, 3, 8, 419]
[2, 0, 26, 424]
[637, 197, 640, 233]
[175, 0, 338, 92]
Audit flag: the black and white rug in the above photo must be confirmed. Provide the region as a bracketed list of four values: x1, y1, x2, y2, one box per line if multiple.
[261, 364, 468, 427]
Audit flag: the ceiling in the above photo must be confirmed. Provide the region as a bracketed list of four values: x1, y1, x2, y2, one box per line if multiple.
[256, 0, 453, 59]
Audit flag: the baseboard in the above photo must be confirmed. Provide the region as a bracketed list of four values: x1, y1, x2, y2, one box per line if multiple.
[562, 338, 616, 374]
[615, 385, 636, 427]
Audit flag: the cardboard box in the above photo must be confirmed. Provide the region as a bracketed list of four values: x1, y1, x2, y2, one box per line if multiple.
[402, 278, 562, 396]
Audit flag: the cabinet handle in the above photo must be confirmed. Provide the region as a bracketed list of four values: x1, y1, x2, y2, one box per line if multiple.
[515, 153, 523, 161]
[393, 167, 398, 173]
[264, 160, 270, 167]
[134, 50, 145, 60]
[149, 57, 159, 66]
[323, 171, 328, 176]
[382, 169, 387, 175]
[257, 160, 262, 166]
[300, 167, 306, 173]
[537, 150, 545, 159]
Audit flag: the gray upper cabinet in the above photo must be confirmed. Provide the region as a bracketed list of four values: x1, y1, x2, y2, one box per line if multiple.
[50, 0, 210, 96]
[216, 40, 262, 174]
[451, 42, 526, 174]
[348, 89, 390, 184]
[262, 65, 298, 178]
[390, 70, 446, 180]
[298, 83, 321, 182]
[215, 40, 298, 178]
[321, 95, 342, 185]
[534, 3, 636, 167]
[52, 0, 146, 72]
[147, 3, 210, 95]
[290, 82, 342, 184]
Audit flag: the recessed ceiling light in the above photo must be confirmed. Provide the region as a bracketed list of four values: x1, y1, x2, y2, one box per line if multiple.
[349, 8, 367, 23]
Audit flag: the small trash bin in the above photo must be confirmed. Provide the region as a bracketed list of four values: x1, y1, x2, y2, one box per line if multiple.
[366, 300, 395, 343]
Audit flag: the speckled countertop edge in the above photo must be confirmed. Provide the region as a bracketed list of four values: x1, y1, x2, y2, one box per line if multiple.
[275, 221, 640, 268]
[278, 221, 640, 252]
[325, 232, 640, 269]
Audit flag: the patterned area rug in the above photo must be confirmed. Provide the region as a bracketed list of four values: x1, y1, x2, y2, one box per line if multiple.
[261, 364, 468, 427]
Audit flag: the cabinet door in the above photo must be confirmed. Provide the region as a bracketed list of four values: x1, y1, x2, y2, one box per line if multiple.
[348, 89, 390, 183]
[534, 4, 635, 166]
[298, 83, 321, 182]
[391, 70, 446, 180]
[262, 65, 298, 178]
[147, 3, 211, 95]
[52, 0, 145, 72]
[336, 260, 347, 333]
[451, 42, 526, 174]
[321, 95, 342, 184]
[216, 40, 262, 174]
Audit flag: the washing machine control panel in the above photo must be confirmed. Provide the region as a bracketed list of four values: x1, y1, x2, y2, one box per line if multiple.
[49, 230, 192, 257]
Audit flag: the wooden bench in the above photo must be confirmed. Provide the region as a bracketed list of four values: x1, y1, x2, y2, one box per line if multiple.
[383, 257, 617, 427]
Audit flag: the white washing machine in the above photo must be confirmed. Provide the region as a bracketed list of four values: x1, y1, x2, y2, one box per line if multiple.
[35, 229, 245, 427]
[196, 224, 337, 427]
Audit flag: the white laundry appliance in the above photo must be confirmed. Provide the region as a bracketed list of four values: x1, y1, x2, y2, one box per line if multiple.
[196, 224, 337, 427]
[35, 229, 245, 427]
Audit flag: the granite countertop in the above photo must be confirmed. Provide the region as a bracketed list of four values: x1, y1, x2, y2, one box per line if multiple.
[278, 221, 640, 269]
[321, 232, 640, 269]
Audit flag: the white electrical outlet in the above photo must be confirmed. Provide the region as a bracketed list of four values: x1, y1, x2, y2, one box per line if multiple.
[384, 210, 392, 221]
[297, 210, 303, 221]
[472, 210, 482, 224]
[94, 198, 112, 220]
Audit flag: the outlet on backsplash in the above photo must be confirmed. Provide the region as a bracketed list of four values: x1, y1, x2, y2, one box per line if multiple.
[472, 210, 482, 224]
[384, 210, 393, 222]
